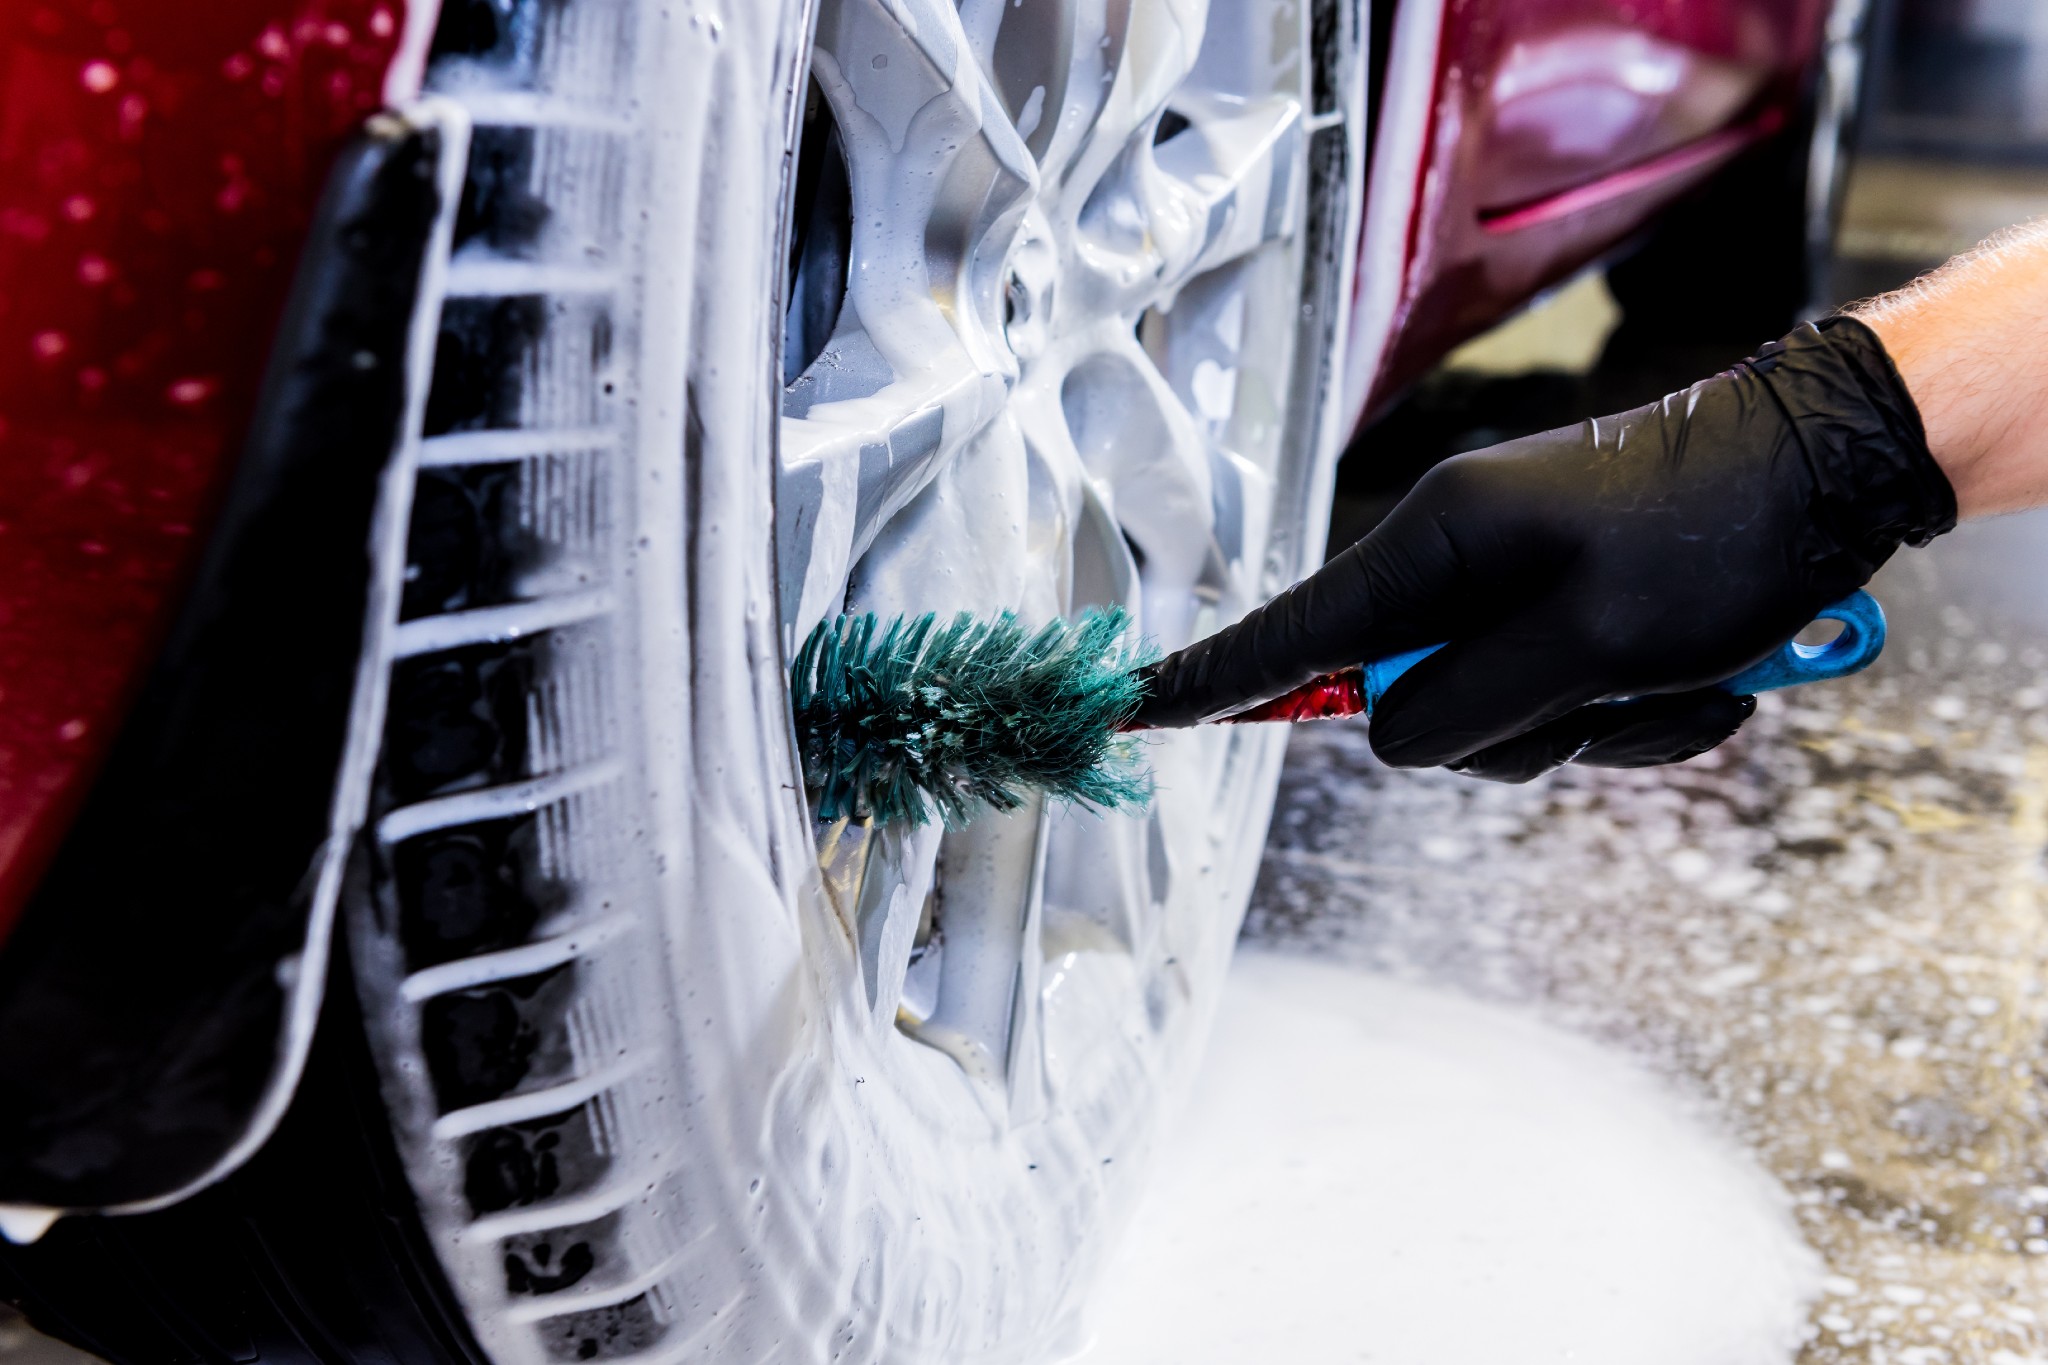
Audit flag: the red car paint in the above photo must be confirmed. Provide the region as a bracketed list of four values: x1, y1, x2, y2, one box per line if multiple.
[1350, 0, 1826, 420]
[0, 1, 403, 941]
[0, 0, 1829, 946]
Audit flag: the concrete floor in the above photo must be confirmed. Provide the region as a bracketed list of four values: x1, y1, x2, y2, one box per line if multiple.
[1831, 155, 2048, 307]
[1838, 157, 2048, 264]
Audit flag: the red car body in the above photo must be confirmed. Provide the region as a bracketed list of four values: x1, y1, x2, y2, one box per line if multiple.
[0, 0, 1824, 944]
[1343, 0, 1825, 424]
[0, 2, 403, 942]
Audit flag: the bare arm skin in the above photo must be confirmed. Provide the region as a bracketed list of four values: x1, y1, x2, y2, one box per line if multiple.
[1854, 220, 2048, 518]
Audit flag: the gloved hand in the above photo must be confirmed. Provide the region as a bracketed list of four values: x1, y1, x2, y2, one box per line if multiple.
[1132, 317, 1957, 781]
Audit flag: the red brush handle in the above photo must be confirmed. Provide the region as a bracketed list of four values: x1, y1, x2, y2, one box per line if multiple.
[1120, 667, 1367, 731]
[1219, 667, 1368, 723]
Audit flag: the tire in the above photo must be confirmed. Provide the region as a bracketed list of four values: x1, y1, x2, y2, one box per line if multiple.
[4, 1, 1362, 1360]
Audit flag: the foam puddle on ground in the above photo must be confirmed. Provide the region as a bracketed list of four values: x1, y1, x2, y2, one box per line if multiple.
[1080, 950, 1820, 1364]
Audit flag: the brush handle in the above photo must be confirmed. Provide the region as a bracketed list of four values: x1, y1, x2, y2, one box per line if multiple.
[1223, 590, 1887, 724]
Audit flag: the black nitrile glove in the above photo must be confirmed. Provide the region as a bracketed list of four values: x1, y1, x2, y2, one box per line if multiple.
[1133, 317, 1957, 781]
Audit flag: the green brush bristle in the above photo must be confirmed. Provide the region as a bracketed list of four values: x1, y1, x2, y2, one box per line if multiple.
[790, 607, 1157, 829]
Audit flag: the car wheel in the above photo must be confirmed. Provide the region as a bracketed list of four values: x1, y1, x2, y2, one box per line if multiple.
[4, 0, 1361, 1360]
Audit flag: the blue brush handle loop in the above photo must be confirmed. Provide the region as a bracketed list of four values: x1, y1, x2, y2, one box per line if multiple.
[1360, 590, 1887, 714]
[1717, 590, 1887, 695]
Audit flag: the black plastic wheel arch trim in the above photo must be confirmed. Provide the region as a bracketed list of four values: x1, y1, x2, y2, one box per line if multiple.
[0, 909, 494, 1365]
[0, 107, 463, 1212]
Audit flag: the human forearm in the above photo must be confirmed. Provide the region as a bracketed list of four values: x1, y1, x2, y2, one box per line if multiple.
[1852, 220, 2048, 518]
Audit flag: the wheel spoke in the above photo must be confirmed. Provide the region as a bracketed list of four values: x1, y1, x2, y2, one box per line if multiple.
[853, 823, 946, 1027]
[1150, 94, 1304, 291]
[1072, 475, 1144, 618]
[778, 369, 998, 651]
[903, 801, 1050, 1088]
[843, 409, 1034, 622]
[1057, 0, 1208, 211]
[810, 0, 1034, 382]
[813, 408, 1045, 1045]
[1042, 805, 1156, 957]
[777, 0, 1037, 649]
[964, 0, 1132, 189]
[1070, 91, 1303, 322]
[1060, 335, 1215, 648]
[1009, 378, 1090, 614]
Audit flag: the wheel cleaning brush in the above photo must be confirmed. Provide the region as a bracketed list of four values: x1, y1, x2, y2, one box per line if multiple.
[790, 607, 1156, 829]
[791, 591, 1888, 830]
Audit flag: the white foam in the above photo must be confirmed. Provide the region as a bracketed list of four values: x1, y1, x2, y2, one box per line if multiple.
[1081, 950, 1819, 1364]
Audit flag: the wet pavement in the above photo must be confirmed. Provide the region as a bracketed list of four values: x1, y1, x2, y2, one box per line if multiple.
[1241, 511, 2048, 1362]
